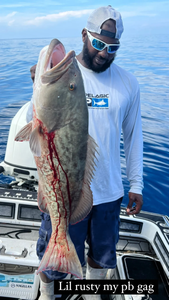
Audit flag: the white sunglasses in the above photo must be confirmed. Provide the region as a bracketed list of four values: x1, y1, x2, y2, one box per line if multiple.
[87, 31, 120, 54]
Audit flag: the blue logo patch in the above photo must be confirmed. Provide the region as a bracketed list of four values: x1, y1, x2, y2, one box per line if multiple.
[92, 98, 109, 108]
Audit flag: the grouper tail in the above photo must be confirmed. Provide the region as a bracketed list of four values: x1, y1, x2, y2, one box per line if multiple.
[36, 231, 83, 279]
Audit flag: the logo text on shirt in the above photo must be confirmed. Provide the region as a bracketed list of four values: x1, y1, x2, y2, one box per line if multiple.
[86, 93, 109, 108]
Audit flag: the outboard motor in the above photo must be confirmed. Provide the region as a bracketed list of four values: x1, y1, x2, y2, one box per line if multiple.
[0, 102, 38, 182]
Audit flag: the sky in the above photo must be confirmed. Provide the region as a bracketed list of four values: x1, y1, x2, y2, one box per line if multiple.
[0, 0, 168, 39]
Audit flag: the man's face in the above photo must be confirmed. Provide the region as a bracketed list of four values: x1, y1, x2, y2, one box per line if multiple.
[82, 38, 116, 73]
[82, 19, 118, 73]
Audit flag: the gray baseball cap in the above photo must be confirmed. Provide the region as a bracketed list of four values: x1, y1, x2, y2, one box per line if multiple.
[85, 5, 124, 40]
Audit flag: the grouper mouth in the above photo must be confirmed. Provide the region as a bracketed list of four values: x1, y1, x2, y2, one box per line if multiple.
[41, 39, 76, 84]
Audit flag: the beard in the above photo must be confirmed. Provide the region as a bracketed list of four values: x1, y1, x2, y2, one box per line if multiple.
[82, 39, 116, 73]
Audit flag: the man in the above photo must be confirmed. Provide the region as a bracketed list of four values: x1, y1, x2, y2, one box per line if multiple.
[28, 5, 143, 300]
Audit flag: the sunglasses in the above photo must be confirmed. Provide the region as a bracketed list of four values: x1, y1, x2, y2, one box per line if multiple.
[87, 31, 120, 54]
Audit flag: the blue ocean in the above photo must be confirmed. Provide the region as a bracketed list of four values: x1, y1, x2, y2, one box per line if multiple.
[0, 34, 168, 216]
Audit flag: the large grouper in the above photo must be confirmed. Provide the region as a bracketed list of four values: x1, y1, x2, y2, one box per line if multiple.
[15, 39, 98, 279]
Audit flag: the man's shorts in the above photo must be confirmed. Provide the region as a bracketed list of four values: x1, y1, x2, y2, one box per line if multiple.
[36, 198, 122, 280]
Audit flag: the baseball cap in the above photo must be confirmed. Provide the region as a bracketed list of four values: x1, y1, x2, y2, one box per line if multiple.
[85, 5, 124, 40]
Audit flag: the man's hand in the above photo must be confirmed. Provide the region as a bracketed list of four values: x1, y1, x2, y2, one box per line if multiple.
[126, 192, 143, 215]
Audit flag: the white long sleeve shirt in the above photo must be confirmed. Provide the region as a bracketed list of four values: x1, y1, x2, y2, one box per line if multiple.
[77, 61, 143, 205]
[26, 60, 143, 206]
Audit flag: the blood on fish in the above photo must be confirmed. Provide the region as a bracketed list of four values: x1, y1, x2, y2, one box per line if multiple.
[46, 130, 71, 250]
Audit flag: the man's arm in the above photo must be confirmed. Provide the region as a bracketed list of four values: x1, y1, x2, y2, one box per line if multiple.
[122, 82, 143, 214]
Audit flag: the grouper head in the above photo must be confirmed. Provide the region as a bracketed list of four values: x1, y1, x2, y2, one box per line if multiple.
[33, 39, 87, 133]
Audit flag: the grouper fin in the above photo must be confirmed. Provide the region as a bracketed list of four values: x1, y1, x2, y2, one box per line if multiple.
[15, 121, 33, 141]
[37, 183, 49, 214]
[29, 126, 41, 157]
[37, 231, 83, 279]
[70, 135, 99, 224]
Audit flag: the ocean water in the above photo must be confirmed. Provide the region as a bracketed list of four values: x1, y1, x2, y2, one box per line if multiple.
[0, 34, 168, 216]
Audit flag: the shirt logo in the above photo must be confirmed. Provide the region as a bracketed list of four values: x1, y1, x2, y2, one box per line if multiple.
[86, 94, 109, 108]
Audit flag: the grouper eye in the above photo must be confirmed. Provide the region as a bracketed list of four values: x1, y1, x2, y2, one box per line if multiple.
[69, 83, 76, 91]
